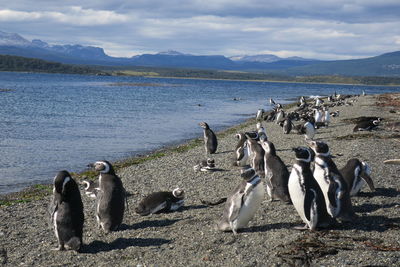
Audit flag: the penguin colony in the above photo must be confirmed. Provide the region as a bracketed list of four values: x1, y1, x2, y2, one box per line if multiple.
[49, 91, 383, 252]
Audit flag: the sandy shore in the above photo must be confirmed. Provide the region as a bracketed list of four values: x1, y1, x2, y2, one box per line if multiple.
[1, 93, 399, 266]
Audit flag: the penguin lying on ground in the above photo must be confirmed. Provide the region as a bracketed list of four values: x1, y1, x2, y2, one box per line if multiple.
[340, 159, 375, 196]
[216, 168, 265, 234]
[135, 188, 185, 216]
[288, 147, 334, 230]
[81, 179, 99, 198]
[50, 171, 84, 251]
[353, 119, 380, 132]
[199, 122, 218, 154]
[193, 158, 216, 172]
[93, 160, 126, 233]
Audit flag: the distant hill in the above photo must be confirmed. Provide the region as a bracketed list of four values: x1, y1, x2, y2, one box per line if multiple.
[1, 30, 400, 76]
[0, 54, 97, 74]
[281, 51, 400, 77]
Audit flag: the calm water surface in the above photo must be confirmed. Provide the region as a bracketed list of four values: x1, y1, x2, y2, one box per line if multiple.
[0, 72, 399, 194]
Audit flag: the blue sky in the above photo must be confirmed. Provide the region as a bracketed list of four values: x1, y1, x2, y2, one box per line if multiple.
[0, 0, 399, 60]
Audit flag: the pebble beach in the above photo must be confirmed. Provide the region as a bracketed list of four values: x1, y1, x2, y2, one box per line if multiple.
[0, 93, 399, 266]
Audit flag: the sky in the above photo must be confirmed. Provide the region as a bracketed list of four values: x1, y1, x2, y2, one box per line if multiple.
[0, 0, 400, 60]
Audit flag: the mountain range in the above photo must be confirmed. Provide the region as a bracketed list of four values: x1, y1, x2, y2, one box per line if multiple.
[0, 30, 399, 77]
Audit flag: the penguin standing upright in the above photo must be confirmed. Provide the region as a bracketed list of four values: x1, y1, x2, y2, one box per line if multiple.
[199, 122, 218, 154]
[245, 132, 265, 178]
[234, 133, 249, 167]
[340, 159, 375, 196]
[288, 147, 334, 230]
[256, 109, 264, 122]
[259, 140, 291, 203]
[216, 168, 265, 234]
[50, 170, 84, 251]
[309, 141, 355, 221]
[94, 160, 126, 233]
[135, 188, 185, 215]
[301, 121, 315, 140]
[282, 118, 293, 134]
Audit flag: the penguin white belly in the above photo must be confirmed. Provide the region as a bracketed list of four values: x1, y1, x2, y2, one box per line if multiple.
[53, 211, 59, 241]
[288, 169, 307, 223]
[350, 166, 364, 196]
[233, 182, 265, 230]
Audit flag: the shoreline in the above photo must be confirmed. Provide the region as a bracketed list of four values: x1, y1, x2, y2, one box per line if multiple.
[1, 93, 399, 266]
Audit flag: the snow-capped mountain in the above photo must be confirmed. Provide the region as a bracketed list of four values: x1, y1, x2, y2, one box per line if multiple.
[0, 31, 31, 46]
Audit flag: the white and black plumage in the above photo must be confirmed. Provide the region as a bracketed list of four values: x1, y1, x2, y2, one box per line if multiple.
[199, 122, 218, 154]
[216, 168, 265, 234]
[194, 158, 216, 172]
[135, 188, 184, 216]
[340, 159, 375, 196]
[301, 121, 316, 140]
[260, 140, 291, 203]
[353, 119, 380, 132]
[288, 147, 334, 230]
[275, 109, 285, 124]
[309, 141, 355, 221]
[256, 109, 264, 122]
[245, 132, 265, 178]
[94, 160, 126, 233]
[281, 118, 293, 134]
[81, 179, 99, 198]
[233, 133, 249, 167]
[269, 98, 276, 106]
[50, 170, 84, 251]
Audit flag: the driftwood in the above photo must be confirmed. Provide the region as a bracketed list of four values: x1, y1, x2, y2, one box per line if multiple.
[383, 159, 400, 164]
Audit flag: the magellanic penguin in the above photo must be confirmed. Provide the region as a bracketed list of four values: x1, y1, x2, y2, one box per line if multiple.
[288, 147, 334, 230]
[50, 170, 84, 251]
[245, 132, 265, 178]
[259, 140, 291, 203]
[135, 188, 185, 216]
[281, 117, 293, 134]
[301, 121, 315, 141]
[94, 160, 126, 233]
[81, 179, 99, 198]
[256, 109, 264, 122]
[216, 168, 265, 234]
[353, 120, 380, 132]
[309, 141, 356, 222]
[194, 158, 216, 172]
[233, 133, 249, 167]
[199, 122, 218, 154]
[340, 159, 375, 196]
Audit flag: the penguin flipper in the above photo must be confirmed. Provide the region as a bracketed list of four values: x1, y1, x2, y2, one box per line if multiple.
[228, 192, 244, 222]
[327, 180, 338, 208]
[303, 190, 314, 221]
[360, 172, 375, 191]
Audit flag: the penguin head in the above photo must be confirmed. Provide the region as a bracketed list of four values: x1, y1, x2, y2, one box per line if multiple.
[308, 141, 330, 156]
[206, 158, 215, 167]
[259, 139, 276, 156]
[240, 168, 257, 181]
[235, 133, 246, 141]
[292, 147, 312, 162]
[53, 170, 73, 196]
[172, 188, 185, 199]
[199, 122, 210, 129]
[244, 131, 259, 141]
[94, 160, 115, 174]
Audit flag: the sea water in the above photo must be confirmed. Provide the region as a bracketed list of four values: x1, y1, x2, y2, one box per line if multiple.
[0, 71, 399, 194]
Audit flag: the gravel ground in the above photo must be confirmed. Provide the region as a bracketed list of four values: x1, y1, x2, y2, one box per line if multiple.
[1, 94, 399, 267]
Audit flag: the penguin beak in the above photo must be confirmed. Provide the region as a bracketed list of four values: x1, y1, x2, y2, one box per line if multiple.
[87, 163, 95, 168]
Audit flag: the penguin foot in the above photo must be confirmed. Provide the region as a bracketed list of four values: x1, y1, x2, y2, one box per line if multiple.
[51, 245, 65, 251]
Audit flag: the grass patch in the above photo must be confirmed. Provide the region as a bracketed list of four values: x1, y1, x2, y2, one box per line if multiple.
[0, 184, 53, 207]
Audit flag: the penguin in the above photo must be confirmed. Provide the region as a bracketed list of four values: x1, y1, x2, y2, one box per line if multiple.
[135, 188, 185, 216]
[216, 168, 265, 234]
[353, 120, 380, 132]
[234, 133, 249, 167]
[323, 107, 330, 127]
[259, 140, 291, 203]
[340, 159, 375, 196]
[309, 141, 356, 221]
[256, 109, 264, 122]
[314, 108, 323, 124]
[199, 122, 218, 154]
[50, 170, 84, 251]
[288, 147, 334, 230]
[275, 109, 285, 124]
[330, 110, 340, 117]
[256, 122, 267, 139]
[194, 158, 216, 172]
[301, 121, 315, 140]
[81, 179, 99, 198]
[94, 160, 126, 233]
[269, 98, 276, 106]
[245, 132, 265, 178]
[282, 117, 293, 134]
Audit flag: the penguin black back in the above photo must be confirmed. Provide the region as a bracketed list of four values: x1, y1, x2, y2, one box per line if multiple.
[199, 122, 218, 154]
[51, 170, 84, 251]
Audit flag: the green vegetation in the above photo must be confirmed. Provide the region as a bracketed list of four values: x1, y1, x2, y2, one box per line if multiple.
[0, 184, 53, 207]
[0, 54, 101, 75]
